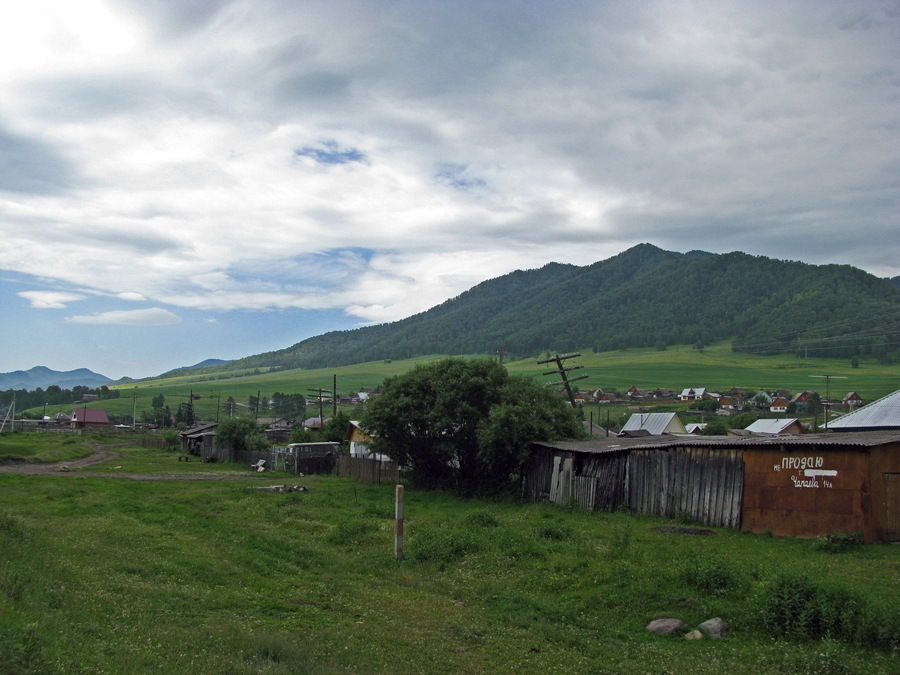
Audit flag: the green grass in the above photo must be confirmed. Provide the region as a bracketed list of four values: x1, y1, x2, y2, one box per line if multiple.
[1, 443, 898, 673]
[0, 432, 102, 463]
[25, 341, 900, 424]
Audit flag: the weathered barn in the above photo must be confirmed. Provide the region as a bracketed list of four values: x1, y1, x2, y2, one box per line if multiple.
[526, 430, 900, 542]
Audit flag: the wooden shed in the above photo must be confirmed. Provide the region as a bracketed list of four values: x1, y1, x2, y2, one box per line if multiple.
[526, 430, 900, 542]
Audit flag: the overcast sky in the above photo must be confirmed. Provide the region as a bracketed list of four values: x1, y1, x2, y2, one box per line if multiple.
[0, 1, 898, 380]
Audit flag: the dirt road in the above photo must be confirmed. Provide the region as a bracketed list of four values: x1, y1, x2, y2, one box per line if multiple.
[0, 446, 271, 481]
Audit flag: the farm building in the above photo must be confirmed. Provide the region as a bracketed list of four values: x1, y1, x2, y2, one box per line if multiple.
[823, 389, 900, 431]
[70, 408, 109, 430]
[524, 430, 900, 542]
[344, 420, 390, 462]
[181, 422, 219, 456]
[620, 412, 687, 436]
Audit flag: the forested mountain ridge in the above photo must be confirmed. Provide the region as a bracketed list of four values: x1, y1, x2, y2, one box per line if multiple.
[228, 244, 900, 371]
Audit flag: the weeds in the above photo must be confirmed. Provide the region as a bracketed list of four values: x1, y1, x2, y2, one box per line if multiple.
[756, 572, 898, 652]
[813, 531, 863, 553]
[680, 553, 743, 597]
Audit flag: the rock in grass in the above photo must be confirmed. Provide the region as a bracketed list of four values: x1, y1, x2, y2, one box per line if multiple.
[646, 618, 684, 635]
[684, 630, 703, 640]
[698, 617, 729, 639]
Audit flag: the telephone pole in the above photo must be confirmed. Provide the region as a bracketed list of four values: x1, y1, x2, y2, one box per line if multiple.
[538, 353, 588, 407]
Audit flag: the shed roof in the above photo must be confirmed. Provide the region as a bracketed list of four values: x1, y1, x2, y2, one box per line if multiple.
[532, 430, 900, 456]
[621, 412, 686, 435]
[72, 408, 109, 424]
[744, 418, 801, 435]
[823, 389, 900, 430]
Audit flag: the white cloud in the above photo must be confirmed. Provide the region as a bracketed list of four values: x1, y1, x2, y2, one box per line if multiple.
[65, 308, 181, 326]
[18, 290, 87, 309]
[0, 1, 898, 377]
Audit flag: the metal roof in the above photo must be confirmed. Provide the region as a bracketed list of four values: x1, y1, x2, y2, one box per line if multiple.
[823, 389, 900, 430]
[743, 418, 800, 434]
[532, 429, 900, 455]
[621, 412, 683, 435]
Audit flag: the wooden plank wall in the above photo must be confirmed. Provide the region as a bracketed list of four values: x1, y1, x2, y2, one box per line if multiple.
[627, 447, 743, 528]
[337, 455, 402, 485]
[527, 445, 744, 528]
[542, 451, 628, 511]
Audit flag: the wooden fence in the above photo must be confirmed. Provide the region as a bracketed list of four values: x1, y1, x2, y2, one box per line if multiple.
[337, 455, 403, 485]
[529, 442, 745, 529]
[627, 447, 743, 528]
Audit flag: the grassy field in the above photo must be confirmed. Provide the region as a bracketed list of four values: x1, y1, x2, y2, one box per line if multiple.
[1, 438, 898, 673]
[27, 341, 900, 424]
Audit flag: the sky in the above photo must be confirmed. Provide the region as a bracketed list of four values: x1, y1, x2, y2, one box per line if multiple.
[0, 1, 898, 380]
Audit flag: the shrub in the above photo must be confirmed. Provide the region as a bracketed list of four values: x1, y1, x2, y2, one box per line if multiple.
[813, 531, 863, 553]
[756, 572, 898, 652]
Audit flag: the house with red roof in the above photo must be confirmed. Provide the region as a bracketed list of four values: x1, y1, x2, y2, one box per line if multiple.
[70, 408, 109, 430]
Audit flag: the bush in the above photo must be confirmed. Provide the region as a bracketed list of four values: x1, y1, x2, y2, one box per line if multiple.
[813, 531, 863, 553]
[756, 572, 898, 652]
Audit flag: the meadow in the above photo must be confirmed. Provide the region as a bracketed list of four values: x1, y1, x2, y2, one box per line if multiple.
[1, 437, 898, 673]
[31, 341, 900, 425]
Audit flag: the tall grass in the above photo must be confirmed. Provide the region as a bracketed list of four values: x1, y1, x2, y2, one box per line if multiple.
[0, 444, 898, 673]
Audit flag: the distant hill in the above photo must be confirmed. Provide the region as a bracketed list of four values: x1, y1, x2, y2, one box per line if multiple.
[157, 359, 232, 378]
[0, 366, 112, 392]
[218, 244, 900, 371]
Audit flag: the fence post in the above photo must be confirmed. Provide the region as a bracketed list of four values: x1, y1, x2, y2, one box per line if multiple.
[395, 484, 404, 561]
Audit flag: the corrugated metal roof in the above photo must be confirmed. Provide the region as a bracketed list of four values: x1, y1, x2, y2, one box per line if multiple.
[744, 418, 799, 434]
[532, 430, 900, 455]
[621, 412, 681, 435]
[824, 389, 900, 430]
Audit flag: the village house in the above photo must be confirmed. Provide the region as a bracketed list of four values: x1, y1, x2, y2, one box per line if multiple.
[70, 408, 109, 430]
[626, 386, 651, 400]
[717, 396, 738, 415]
[790, 391, 813, 407]
[842, 391, 864, 408]
[573, 392, 593, 406]
[679, 387, 707, 402]
[741, 418, 804, 435]
[769, 397, 789, 414]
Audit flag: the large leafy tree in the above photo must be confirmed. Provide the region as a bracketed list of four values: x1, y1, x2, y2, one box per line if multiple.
[362, 357, 583, 493]
[215, 417, 270, 455]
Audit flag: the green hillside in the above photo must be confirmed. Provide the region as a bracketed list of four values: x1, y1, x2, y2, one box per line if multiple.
[218, 244, 900, 372]
[71, 342, 897, 426]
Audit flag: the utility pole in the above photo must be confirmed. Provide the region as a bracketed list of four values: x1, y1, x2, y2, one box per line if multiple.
[308, 388, 332, 427]
[811, 374, 847, 429]
[538, 353, 588, 407]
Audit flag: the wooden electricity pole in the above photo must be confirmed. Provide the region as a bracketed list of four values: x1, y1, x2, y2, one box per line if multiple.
[538, 353, 588, 407]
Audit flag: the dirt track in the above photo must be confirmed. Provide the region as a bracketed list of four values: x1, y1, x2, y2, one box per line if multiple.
[0, 446, 272, 481]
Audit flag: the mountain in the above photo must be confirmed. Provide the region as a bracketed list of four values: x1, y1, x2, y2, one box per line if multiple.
[0, 366, 113, 392]
[220, 244, 900, 371]
[157, 359, 232, 379]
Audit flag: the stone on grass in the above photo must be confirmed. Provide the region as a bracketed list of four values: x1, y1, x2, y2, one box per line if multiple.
[646, 618, 684, 635]
[698, 617, 729, 639]
[684, 630, 703, 640]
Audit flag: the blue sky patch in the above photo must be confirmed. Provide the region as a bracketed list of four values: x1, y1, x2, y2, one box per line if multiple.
[294, 140, 366, 165]
[435, 163, 486, 190]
